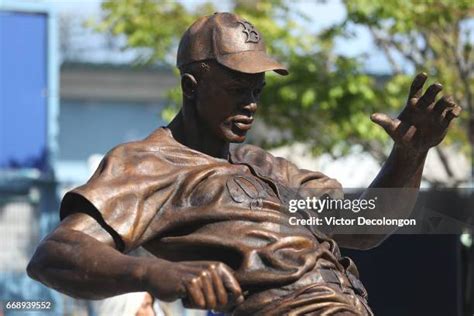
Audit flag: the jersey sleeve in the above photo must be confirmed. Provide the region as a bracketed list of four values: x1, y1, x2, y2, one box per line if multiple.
[59, 143, 176, 253]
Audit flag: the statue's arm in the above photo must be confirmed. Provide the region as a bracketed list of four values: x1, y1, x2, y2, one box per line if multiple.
[27, 212, 243, 310]
[335, 146, 426, 250]
[27, 212, 153, 299]
[336, 73, 462, 250]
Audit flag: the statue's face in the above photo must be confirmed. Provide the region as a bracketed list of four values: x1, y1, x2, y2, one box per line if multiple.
[195, 63, 265, 143]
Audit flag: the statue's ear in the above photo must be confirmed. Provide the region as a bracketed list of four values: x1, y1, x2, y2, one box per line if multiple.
[181, 73, 198, 99]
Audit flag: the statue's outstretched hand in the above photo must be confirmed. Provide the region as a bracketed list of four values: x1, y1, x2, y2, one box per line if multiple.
[371, 73, 462, 154]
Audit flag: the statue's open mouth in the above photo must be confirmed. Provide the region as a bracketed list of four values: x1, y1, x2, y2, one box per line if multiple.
[232, 115, 254, 132]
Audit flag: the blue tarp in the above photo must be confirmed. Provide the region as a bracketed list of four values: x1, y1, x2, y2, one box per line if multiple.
[0, 11, 48, 171]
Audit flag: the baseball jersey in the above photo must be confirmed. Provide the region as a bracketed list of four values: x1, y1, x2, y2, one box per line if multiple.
[60, 127, 371, 315]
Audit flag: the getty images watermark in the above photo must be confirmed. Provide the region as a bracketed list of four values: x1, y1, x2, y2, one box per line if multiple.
[287, 196, 417, 228]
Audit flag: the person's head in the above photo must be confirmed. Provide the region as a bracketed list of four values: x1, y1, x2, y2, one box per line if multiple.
[134, 292, 154, 316]
[93, 292, 156, 316]
[176, 12, 288, 143]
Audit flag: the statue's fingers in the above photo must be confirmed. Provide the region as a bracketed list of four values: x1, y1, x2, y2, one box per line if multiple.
[432, 95, 455, 117]
[200, 271, 217, 310]
[408, 72, 428, 100]
[209, 266, 228, 307]
[417, 83, 443, 108]
[370, 113, 399, 135]
[184, 278, 206, 309]
[217, 266, 243, 305]
[442, 105, 463, 127]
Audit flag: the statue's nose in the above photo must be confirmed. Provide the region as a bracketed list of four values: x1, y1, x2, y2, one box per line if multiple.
[242, 102, 257, 115]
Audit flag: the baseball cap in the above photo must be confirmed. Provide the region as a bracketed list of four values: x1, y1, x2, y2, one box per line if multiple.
[177, 12, 288, 76]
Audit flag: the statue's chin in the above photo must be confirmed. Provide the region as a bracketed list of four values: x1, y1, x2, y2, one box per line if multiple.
[231, 137, 246, 144]
[223, 131, 246, 144]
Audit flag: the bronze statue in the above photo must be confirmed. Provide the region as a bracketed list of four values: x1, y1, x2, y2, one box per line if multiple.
[27, 13, 462, 315]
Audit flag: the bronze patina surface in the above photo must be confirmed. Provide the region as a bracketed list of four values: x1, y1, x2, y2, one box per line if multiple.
[27, 12, 462, 316]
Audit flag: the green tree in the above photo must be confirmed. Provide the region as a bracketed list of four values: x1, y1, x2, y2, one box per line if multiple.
[342, 0, 472, 186]
[95, 0, 472, 186]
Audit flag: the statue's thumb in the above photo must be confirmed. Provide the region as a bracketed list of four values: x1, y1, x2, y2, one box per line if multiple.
[370, 113, 395, 133]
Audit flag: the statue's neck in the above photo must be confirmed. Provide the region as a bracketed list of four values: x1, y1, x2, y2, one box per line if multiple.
[167, 110, 230, 160]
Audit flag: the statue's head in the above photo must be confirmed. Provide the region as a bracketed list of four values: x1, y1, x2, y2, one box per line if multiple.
[176, 12, 288, 143]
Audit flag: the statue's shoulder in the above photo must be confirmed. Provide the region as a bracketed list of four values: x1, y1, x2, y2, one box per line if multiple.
[105, 127, 176, 161]
[105, 128, 214, 171]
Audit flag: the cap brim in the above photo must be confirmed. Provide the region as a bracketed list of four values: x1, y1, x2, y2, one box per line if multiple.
[217, 51, 288, 76]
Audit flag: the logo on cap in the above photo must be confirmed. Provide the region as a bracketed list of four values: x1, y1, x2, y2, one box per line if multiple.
[238, 20, 260, 43]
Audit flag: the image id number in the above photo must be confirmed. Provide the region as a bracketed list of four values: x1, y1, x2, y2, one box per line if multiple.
[4, 300, 52, 310]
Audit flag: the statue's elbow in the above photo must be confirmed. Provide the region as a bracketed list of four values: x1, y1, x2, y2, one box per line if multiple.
[357, 239, 383, 250]
[26, 253, 44, 282]
[337, 234, 388, 250]
[26, 240, 57, 284]
[357, 235, 388, 250]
